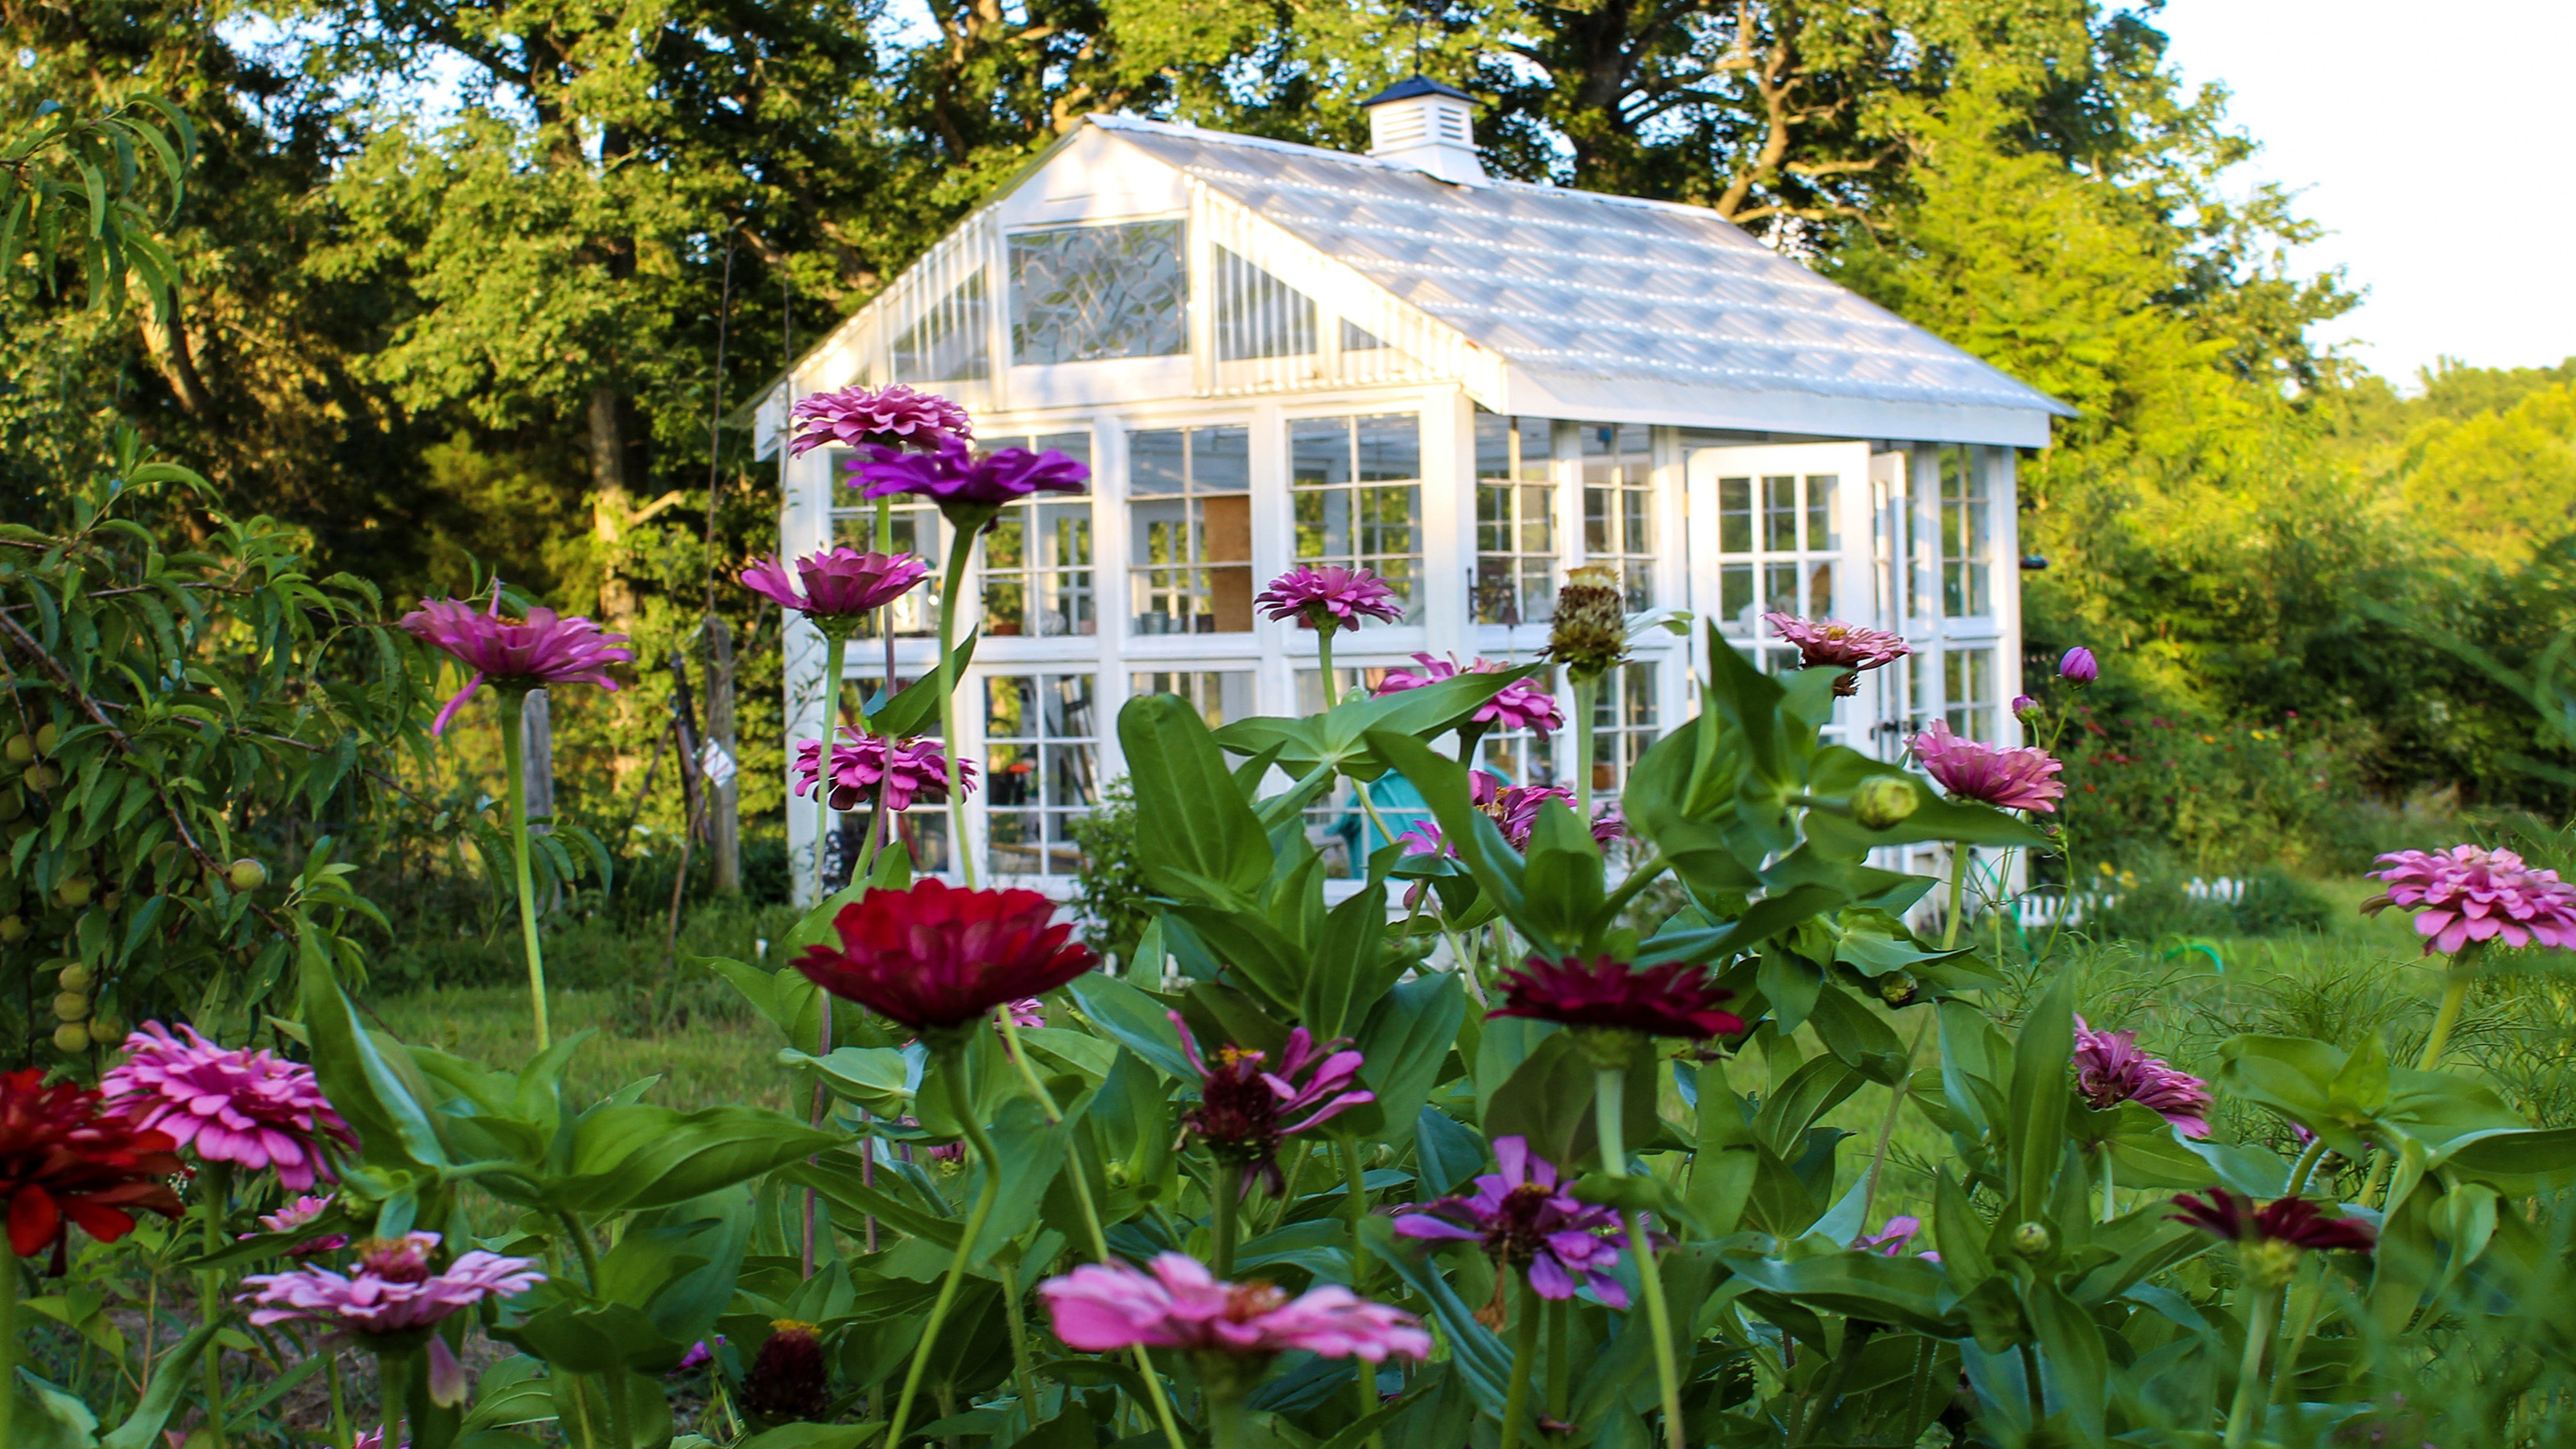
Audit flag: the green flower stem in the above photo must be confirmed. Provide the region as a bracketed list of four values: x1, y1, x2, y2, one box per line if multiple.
[327, 1351, 349, 1447]
[1207, 1384, 1250, 1449]
[888, 1046, 1005, 1449]
[498, 687, 551, 1050]
[2285, 1135, 2331, 1199]
[1859, 1014, 1934, 1230]
[2099, 1145, 2116, 1224]
[1572, 673, 1600, 824]
[1212, 1162, 1244, 1280]
[1596, 1066, 1685, 1449]
[1, 1238, 17, 1449]
[934, 526, 977, 887]
[377, 1352, 411, 1449]
[2268, 1262, 2329, 1409]
[2417, 975, 2471, 1071]
[1499, 1273, 1541, 1449]
[1546, 1294, 1570, 1420]
[999, 1257, 1040, 1423]
[1337, 1130, 1380, 1429]
[804, 993, 832, 1281]
[1318, 621, 1340, 708]
[992, 1009, 1190, 1449]
[817, 630, 849, 895]
[198, 1160, 233, 1449]
[1942, 844, 1970, 952]
[600, 1365, 638, 1449]
[555, 1208, 605, 1289]
[2224, 1286, 2277, 1449]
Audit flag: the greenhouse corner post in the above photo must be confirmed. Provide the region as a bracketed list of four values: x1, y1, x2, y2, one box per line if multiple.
[499, 687, 550, 1050]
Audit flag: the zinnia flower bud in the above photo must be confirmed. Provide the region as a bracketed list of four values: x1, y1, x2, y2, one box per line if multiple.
[2009, 1221, 2053, 1258]
[1847, 775, 1918, 831]
[2058, 646, 2098, 684]
[1547, 566, 1627, 681]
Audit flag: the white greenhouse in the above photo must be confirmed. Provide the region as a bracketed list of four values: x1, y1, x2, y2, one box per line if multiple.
[751, 77, 2071, 899]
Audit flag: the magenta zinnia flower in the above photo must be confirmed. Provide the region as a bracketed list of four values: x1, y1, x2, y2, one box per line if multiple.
[741, 548, 929, 626]
[1172, 1013, 1373, 1191]
[1761, 613, 1910, 687]
[250, 1194, 349, 1256]
[2072, 1016, 2212, 1137]
[1489, 956, 1744, 1040]
[1255, 564, 1404, 632]
[2366, 845, 2576, 956]
[101, 1022, 355, 1191]
[1856, 1215, 1938, 1261]
[786, 384, 972, 458]
[400, 589, 634, 737]
[1405, 771, 1623, 857]
[1393, 1136, 1633, 1306]
[1042, 1253, 1430, 1364]
[240, 1232, 545, 1404]
[1909, 721, 2066, 813]
[852, 436, 1088, 521]
[791, 879, 1096, 1036]
[2059, 646, 2099, 683]
[1374, 654, 1564, 736]
[792, 729, 974, 813]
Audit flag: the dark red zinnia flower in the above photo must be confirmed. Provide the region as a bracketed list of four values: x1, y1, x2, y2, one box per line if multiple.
[1171, 1013, 1372, 1191]
[791, 879, 1096, 1035]
[0, 1068, 186, 1263]
[739, 1319, 831, 1421]
[2169, 1189, 2375, 1254]
[1488, 956, 1744, 1040]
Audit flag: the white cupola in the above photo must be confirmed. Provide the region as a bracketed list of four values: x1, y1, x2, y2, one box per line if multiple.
[1360, 75, 1485, 185]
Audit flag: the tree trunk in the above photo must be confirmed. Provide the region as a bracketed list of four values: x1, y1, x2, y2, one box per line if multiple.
[589, 387, 648, 625]
[704, 617, 741, 894]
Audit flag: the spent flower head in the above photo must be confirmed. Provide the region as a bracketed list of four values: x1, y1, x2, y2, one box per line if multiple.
[1173, 1013, 1373, 1191]
[102, 1022, 355, 1191]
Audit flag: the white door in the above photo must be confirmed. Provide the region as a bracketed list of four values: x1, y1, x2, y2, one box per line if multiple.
[1682, 441, 1877, 751]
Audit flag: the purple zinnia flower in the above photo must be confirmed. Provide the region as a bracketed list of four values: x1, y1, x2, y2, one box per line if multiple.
[1393, 1136, 1634, 1307]
[786, 384, 972, 458]
[240, 1232, 544, 1405]
[2366, 845, 2576, 956]
[1401, 771, 1623, 858]
[2072, 1015, 2212, 1137]
[741, 548, 928, 626]
[1042, 1253, 1429, 1364]
[399, 586, 634, 737]
[248, 1194, 349, 1256]
[1172, 1013, 1373, 1192]
[1909, 721, 2066, 813]
[1856, 1216, 1940, 1262]
[1374, 654, 1564, 736]
[2059, 646, 2099, 683]
[1255, 564, 1403, 632]
[792, 729, 975, 814]
[852, 436, 1087, 523]
[101, 1023, 356, 1191]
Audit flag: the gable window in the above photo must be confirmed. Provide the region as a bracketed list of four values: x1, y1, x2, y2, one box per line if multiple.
[1939, 445, 1990, 617]
[1214, 247, 1316, 361]
[894, 270, 989, 382]
[980, 431, 1095, 637]
[1715, 470, 1839, 643]
[985, 672, 1099, 877]
[1581, 423, 1655, 609]
[1474, 412, 1556, 626]
[1129, 424, 1253, 634]
[1009, 221, 1187, 365]
[1292, 413, 1423, 625]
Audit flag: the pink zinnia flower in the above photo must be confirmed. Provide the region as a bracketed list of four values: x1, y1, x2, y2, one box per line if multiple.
[852, 436, 1088, 520]
[1393, 1136, 1633, 1305]
[1909, 721, 2066, 813]
[1403, 771, 1623, 859]
[2367, 845, 2576, 956]
[1761, 613, 1910, 678]
[792, 729, 974, 813]
[1490, 956, 1744, 1041]
[101, 1023, 355, 1191]
[1374, 654, 1563, 736]
[250, 1194, 350, 1256]
[791, 880, 1097, 1036]
[1856, 1216, 1939, 1262]
[786, 384, 972, 458]
[1172, 1013, 1373, 1192]
[1042, 1253, 1430, 1364]
[240, 1232, 544, 1404]
[741, 548, 929, 625]
[1255, 564, 1403, 632]
[2071, 1016, 2212, 1137]
[400, 588, 634, 737]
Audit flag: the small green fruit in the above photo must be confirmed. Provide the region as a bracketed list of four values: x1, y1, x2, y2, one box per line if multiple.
[21, 764, 56, 791]
[59, 963, 89, 991]
[87, 1015, 119, 1042]
[2, 733, 30, 766]
[1849, 775, 1921, 831]
[96, 888, 121, 914]
[2010, 1221, 2054, 1259]
[52, 1022, 89, 1053]
[31, 722, 58, 756]
[54, 877, 93, 908]
[0, 914, 25, 943]
[52, 991, 89, 1022]
[0, 787, 22, 822]
[227, 858, 269, 891]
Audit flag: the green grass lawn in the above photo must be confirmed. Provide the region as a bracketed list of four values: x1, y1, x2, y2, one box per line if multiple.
[372, 985, 798, 1114]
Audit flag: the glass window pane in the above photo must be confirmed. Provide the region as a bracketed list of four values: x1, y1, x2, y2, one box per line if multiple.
[1213, 246, 1317, 361]
[1194, 426, 1251, 492]
[1356, 414, 1420, 481]
[1291, 418, 1350, 487]
[893, 270, 989, 382]
[1806, 473, 1839, 550]
[1475, 412, 1511, 479]
[1009, 221, 1187, 365]
[1764, 475, 1798, 551]
[1131, 430, 1186, 493]
[1718, 477, 1752, 554]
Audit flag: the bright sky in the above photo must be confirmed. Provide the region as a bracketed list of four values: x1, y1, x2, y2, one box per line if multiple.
[2153, 0, 2576, 387]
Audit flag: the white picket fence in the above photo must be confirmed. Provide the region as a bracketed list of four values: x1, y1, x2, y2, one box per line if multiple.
[2010, 877, 2245, 928]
